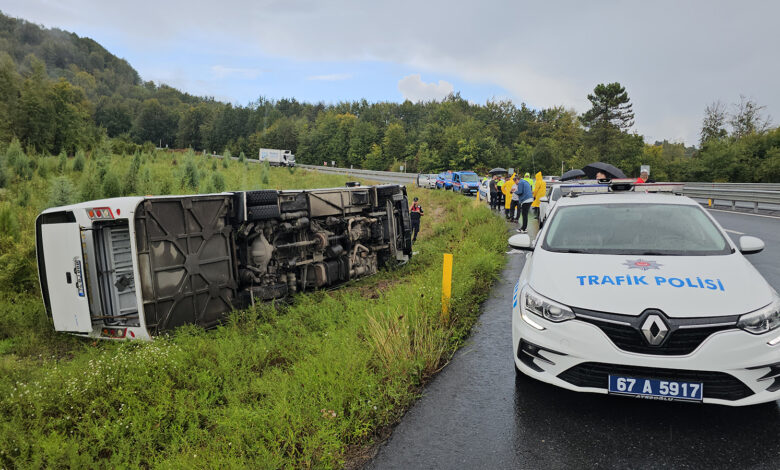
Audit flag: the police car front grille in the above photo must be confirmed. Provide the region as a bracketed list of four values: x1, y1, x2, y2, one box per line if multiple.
[573, 308, 738, 356]
[558, 362, 754, 401]
[591, 321, 732, 355]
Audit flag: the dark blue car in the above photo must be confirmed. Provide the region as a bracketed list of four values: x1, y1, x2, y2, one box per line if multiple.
[436, 172, 453, 190]
[451, 171, 480, 195]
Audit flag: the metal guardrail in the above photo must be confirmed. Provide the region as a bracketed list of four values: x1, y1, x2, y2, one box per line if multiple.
[297, 164, 780, 213]
[683, 182, 780, 191]
[682, 187, 780, 212]
[297, 164, 417, 183]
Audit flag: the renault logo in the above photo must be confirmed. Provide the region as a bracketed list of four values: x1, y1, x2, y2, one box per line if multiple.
[641, 314, 669, 346]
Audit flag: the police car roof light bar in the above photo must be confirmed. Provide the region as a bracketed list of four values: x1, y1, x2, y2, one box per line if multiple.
[560, 182, 685, 197]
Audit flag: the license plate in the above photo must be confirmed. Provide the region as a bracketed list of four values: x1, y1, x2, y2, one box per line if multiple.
[608, 375, 703, 402]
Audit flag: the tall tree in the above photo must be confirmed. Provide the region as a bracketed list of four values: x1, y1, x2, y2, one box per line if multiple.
[131, 98, 178, 147]
[700, 101, 728, 146]
[579, 82, 637, 165]
[580, 82, 635, 134]
[382, 122, 407, 168]
[729, 95, 772, 138]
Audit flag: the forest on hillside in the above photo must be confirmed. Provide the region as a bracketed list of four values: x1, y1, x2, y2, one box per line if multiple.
[0, 11, 778, 182]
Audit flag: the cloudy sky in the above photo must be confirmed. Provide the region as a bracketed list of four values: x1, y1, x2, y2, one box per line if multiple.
[3, 0, 778, 146]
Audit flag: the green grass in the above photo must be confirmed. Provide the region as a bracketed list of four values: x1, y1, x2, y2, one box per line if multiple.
[0, 149, 506, 468]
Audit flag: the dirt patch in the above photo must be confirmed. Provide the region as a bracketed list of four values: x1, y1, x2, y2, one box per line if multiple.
[357, 279, 402, 299]
[342, 424, 396, 469]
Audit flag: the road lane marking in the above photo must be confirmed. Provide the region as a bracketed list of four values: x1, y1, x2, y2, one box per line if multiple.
[707, 208, 780, 220]
[724, 229, 745, 235]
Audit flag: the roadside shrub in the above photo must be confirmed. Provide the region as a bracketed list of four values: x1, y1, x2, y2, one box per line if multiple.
[102, 171, 122, 198]
[211, 172, 226, 192]
[6, 139, 32, 181]
[0, 204, 19, 240]
[0, 165, 6, 188]
[72, 150, 85, 172]
[57, 151, 67, 173]
[48, 176, 76, 207]
[15, 186, 30, 208]
[36, 157, 49, 179]
[183, 158, 200, 190]
[224, 149, 232, 160]
[222, 156, 229, 168]
[138, 167, 153, 195]
[79, 164, 102, 201]
[0, 236, 37, 292]
[260, 162, 270, 185]
[124, 153, 142, 194]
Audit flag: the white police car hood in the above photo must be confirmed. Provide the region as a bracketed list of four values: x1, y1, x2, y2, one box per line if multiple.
[528, 250, 774, 318]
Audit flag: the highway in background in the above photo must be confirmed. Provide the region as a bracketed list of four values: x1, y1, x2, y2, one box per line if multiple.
[367, 210, 780, 470]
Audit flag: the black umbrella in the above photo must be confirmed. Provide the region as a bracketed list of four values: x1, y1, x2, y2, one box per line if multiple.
[488, 167, 507, 175]
[582, 162, 626, 179]
[560, 169, 586, 181]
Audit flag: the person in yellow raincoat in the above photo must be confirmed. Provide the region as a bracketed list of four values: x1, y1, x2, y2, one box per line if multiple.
[531, 171, 546, 219]
[502, 173, 516, 219]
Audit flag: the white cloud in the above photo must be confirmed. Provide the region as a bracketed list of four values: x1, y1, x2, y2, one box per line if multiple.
[306, 73, 352, 81]
[398, 74, 454, 102]
[210, 65, 263, 80]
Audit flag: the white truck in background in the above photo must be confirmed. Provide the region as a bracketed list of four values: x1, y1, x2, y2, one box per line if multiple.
[259, 148, 296, 167]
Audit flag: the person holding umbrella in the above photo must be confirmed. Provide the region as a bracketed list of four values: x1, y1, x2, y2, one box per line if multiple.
[582, 162, 626, 180]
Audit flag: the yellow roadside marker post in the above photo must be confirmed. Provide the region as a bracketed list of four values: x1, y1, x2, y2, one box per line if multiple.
[708, 199, 713, 207]
[441, 253, 453, 324]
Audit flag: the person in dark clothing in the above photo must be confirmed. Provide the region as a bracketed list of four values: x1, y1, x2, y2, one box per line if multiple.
[410, 197, 424, 243]
[514, 177, 534, 233]
[488, 176, 499, 210]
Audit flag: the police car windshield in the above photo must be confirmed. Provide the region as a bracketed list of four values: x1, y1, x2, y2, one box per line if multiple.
[542, 203, 731, 256]
[460, 173, 478, 182]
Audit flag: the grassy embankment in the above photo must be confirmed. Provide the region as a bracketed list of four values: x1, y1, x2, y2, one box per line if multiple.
[0, 147, 506, 468]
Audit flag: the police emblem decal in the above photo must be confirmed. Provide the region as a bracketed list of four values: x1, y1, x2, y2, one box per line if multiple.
[623, 259, 662, 271]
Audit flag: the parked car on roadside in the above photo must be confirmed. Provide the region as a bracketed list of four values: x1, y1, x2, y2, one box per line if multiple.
[416, 173, 438, 189]
[436, 172, 453, 190]
[452, 171, 481, 195]
[479, 179, 492, 205]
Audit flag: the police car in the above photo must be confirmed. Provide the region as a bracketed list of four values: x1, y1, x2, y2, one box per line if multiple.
[510, 181, 779, 406]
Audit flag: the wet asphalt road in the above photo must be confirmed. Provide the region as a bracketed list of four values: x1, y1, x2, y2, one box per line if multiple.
[368, 210, 780, 470]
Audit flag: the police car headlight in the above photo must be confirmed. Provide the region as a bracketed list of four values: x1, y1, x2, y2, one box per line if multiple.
[521, 286, 575, 324]
[737, 293, 780, 335]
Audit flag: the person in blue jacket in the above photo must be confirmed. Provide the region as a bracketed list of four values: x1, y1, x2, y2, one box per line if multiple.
[513, 176, 534, 233]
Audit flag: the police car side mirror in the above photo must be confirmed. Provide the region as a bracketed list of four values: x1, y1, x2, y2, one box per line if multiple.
[739, 235, 764, 255]
[539, 197, 549, 203]
[508, 234, 533, 250]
